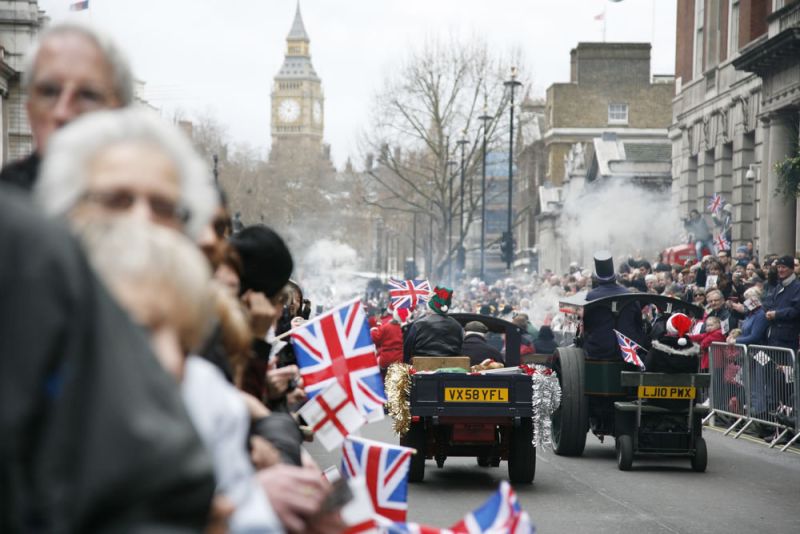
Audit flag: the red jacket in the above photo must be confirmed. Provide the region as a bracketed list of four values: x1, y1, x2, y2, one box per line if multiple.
[689, 329, 726, 370]
[371, 321, 404, 369]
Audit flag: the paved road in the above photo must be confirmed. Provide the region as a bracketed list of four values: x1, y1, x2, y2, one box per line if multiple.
[308, 420, 800, 533]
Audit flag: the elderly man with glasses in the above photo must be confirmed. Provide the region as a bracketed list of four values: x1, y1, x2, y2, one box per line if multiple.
[0, 22, 132, 191]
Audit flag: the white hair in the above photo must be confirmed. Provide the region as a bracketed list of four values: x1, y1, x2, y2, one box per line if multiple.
[23, 21, 134, 105]
[34, 107, 217, 240]
[77, 219, 215, 351]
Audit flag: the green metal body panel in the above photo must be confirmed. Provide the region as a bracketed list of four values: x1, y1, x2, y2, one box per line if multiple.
[584, 359, 631, 396]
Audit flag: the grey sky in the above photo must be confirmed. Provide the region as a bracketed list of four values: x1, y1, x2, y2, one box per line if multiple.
[39, 0, 676, 168]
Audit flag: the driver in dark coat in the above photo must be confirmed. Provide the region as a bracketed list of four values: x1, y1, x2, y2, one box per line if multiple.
[584, 251, 645, 359]
[403, 286, 464, 362]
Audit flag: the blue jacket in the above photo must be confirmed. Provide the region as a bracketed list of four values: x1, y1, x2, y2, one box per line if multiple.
[735, 308, 768, 346]
[765, 275, 800, 351]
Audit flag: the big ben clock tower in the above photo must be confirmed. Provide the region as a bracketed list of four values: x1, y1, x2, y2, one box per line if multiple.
[269, 2, 325, 163]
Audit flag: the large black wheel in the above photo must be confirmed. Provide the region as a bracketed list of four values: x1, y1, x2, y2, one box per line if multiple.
[477, 455, 491, 467]
[616, 434, 633, 471]
[691, 437, 707, 473]
[552, 347, 588, 456]
[406, 422, 426, 482]
[508, 418, 536, 484]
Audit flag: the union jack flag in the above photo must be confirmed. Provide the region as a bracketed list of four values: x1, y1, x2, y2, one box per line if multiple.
[449, 481, 535, 533]
[342, 436, 414, 523]
[384, 523, 453, 534]
[388, 278, 431, 310]
[614, 329, 646, 371]
[715, 232, 731, 252]
[292, 298, 386, 421]
[707, 193, 724, 215]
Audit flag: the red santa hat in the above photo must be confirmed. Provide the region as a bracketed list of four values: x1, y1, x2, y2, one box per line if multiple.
[666, 313, 693, 346]
[392, 307, 411, 325]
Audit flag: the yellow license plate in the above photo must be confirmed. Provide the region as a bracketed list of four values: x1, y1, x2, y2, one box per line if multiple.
[637, 386, 696, 399]
[444, 387, 509, 403]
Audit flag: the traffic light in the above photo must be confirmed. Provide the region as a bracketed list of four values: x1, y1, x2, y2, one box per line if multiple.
[499, 232, 515, 265]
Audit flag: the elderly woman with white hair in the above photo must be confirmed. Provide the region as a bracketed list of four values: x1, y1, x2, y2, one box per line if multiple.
[727, 286, 768, 346]
[33, 108, 338, 534]
[34, 106, 218, 239]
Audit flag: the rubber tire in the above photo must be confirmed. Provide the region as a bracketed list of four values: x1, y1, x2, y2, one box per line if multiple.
[552, 347, 589, 456]
[406, 422, 426, 482]
[477, 455, 491, 467]
[691, 437, 707, 473]
[616, 434, 634, 471]
[508, 418, 536, 484]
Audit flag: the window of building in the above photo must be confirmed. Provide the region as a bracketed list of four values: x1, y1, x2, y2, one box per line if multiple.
[694, 0, 705, 78]
[773, 0, 786, 10]
[729, 0, 740, 57]
[608, 103, 628, 124]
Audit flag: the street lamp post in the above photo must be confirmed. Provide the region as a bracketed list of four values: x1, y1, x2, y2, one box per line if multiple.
[446, 158, 458, 285]
[456, 130, 468, 276]
[503, 66, 522, 271]
[478, 104, 493, 282]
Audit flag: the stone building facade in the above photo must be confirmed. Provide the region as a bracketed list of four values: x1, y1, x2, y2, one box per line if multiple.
[671, 0, 800, 257]
[0, 0, 46, 163]
[544, 42, 674, 186]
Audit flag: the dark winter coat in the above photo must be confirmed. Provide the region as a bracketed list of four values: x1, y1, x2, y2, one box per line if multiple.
[532, 326, 559, 355]
[461, 333, 504, 366]
[371, 321, 404, 369]
[584, 282, 644, 359]
[765, 274, 800, 353]
[403, 313, 464, 362]
[644, 335, 700, 374]
[0, 186, 214, 532]
[0, 153, 39, 191]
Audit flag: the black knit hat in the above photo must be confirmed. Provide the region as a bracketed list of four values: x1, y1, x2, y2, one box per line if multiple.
[230, 225, 293, 297]
[776, 255, 795, 269]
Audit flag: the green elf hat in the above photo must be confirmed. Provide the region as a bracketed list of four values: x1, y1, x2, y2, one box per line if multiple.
[429, 286, 454, 315]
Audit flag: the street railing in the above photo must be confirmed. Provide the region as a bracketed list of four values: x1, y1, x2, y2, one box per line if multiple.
[706, 342, 798, 453]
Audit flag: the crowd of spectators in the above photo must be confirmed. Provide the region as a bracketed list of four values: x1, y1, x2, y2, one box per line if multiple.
[1, 22, 345, 533]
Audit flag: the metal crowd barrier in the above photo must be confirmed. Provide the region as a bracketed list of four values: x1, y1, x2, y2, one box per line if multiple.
[705, 342, 798, 453]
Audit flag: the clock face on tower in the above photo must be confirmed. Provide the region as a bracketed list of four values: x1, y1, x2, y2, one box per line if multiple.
[278, 99, 300, 123]
[312, 100, 322, 125]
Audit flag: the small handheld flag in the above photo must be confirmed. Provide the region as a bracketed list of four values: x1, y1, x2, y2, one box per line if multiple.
[449, 481, 535, 533]
[614, 329, 646, 370]
[388, 278, 431, 310]
[291, 298, 386, 421]
[715, 233, 731, 252]
[707, 193, 724, 215]
[342, 436, 415, 523]
[69, 0, 89, 11]
[297, 382, 365, 451]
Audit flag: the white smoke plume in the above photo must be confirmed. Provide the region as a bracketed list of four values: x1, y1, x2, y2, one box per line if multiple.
[558, 179, 683, 269]
[295, 239, 369, 313]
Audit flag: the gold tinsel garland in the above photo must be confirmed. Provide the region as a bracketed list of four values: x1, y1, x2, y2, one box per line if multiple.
[385, 362, 412, 436]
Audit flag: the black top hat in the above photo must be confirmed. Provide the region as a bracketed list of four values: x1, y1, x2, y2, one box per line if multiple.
[594, 250, 615, 282]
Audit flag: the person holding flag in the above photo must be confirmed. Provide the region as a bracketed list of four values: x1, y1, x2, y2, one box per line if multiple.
[371, 306, 410, 382]
[584, 251, 646, 361]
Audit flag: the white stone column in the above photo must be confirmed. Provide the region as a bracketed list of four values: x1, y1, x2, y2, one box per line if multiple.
[760, 112, 798, 256]
[731, 132, 755, 245]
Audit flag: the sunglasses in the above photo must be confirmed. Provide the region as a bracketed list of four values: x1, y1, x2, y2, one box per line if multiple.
[82, 189, 190, 224]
